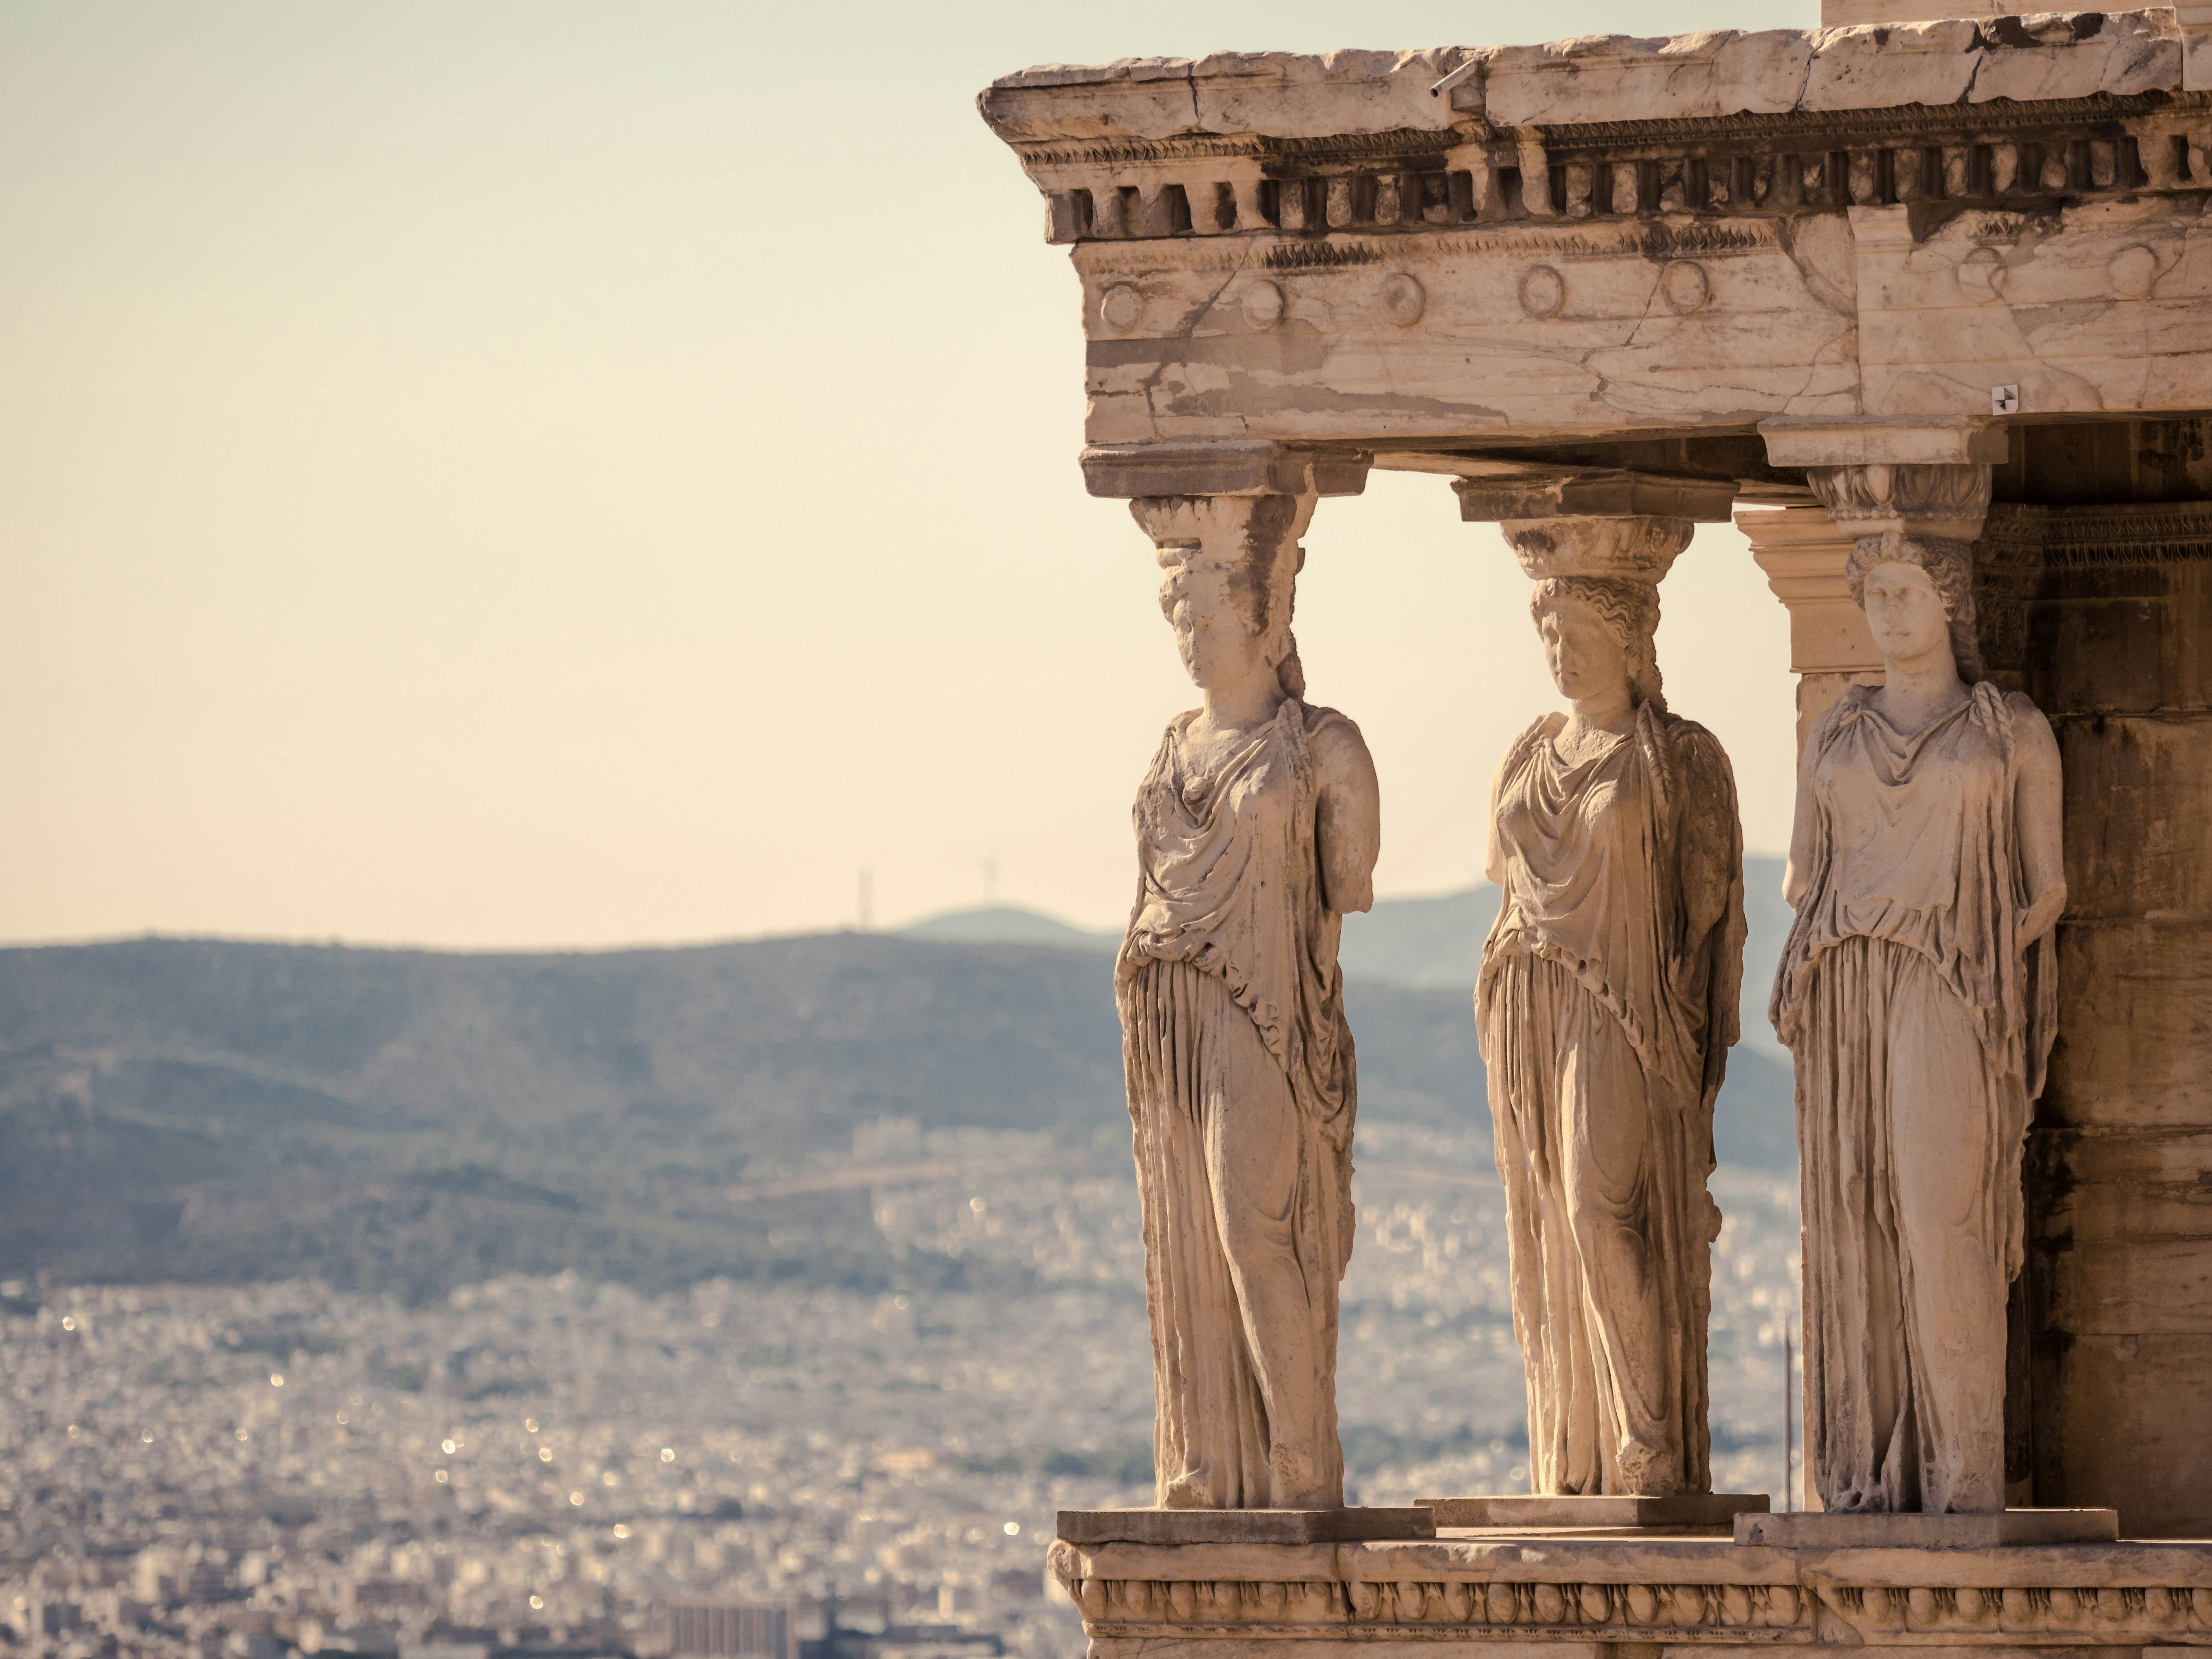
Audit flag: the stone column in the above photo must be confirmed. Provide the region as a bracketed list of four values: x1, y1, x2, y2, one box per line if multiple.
[1080, 437, 1373, 1521]
[1736, 506, 1882, 754]
[1487, 512, 1696, 590]
[1993, 501, 2212, 1538]
[1454, 472, 1749, 1506]
[1757, 420, 2008, 1508]
[1759, 420, 2212, 1534]
[1083, 438, 1370, 674]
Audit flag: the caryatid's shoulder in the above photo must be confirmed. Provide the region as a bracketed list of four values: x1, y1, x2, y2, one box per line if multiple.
[1999, 687, 2063, 768]
[1496, 711, 1563, 769]
[2000, 687, 2057, 731]
[1660, 713, 1738, 783]
[1300, 702, 1377, 786]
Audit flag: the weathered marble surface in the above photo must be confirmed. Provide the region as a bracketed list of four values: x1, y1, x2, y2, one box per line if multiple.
[981, 12, 2181, 138]
[1074, 216, 1866, 446]
[1046, 1534, 2212, 1654]
[1071, 195, 2212, 446]
[1774, 497, 2066, 1516]
[1740, 506, 1881, 750]
[985, 0, 2212, 1548]
[1738, 1510, 2117, 1547]
[1985, 503, 2212, 1537]
[1060, 1510, 1435, 1545]
[1420, 1494, 1768, 1528]
[1476, 517, 1744, 1498]
[1482, 13, 2179, 125]
[984, 11, 2212, 449]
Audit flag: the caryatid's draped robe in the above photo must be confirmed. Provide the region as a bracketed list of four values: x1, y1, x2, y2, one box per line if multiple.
[1117, 699, 1364, 1509]
[1477, 704, 1745, 1496]
[1773, 682, 2057, 1513]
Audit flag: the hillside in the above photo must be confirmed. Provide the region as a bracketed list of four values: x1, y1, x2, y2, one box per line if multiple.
[0, 885, 1797, 1299]
[907, 856, 1796, 1054]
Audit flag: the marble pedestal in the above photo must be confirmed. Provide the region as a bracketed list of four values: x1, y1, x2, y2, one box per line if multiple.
[1051, 1533, 2212, 1657]
[1060, 1510, 1437, 1546]
[1420, 1495, 1770, 1531]
[1738, 1509, 2119, 1548]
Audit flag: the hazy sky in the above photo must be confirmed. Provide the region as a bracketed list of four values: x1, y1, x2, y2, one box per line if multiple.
[3, 0, 1812, 948]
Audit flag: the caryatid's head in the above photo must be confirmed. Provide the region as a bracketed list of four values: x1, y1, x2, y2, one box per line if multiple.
[1529, 576, 1666, 712]
[1501, 514, 1687, 715]
[1845, 529, 1982, 682]
[1134, 495, 1309, 699]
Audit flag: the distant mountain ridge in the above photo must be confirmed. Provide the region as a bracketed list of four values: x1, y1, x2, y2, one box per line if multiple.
[902, 856, 1793, 1054]
[896, 888, 1504, 990]
[0, 865, 1797, 1299]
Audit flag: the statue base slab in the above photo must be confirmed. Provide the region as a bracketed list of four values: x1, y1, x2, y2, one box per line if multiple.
[1737, 1508, 2120, 1548]
[1057, 1508, 1437, 1545]
[1051, 1532, 2212, 1655]
[1420, 1494, 1770, 1530]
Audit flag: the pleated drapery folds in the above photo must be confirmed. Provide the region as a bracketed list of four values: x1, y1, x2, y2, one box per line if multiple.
[1476, 705, 1743, 1497]
[1774, 683, 2056, 1514]
[1116, 698, 1361, 1511]
[1123, 958, 1346, 1509]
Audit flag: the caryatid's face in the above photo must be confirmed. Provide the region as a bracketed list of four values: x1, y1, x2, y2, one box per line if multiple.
[1861, 559, 1951, 665]
[1167, 567, 1272, 692]
[1537, 597, 1631, 704]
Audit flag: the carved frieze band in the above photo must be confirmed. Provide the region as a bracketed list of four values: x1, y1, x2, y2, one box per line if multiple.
[1982, 499, 2212, 566]
[1973, 498, 2212, 673]
[1066, 1576, 2212, 1644]
[1016, 93, 2212, 245]
[1069, 1576, 1807, 1640]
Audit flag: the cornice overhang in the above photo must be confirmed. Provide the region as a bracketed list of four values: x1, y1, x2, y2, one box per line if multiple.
[981, 10, 2201, 243]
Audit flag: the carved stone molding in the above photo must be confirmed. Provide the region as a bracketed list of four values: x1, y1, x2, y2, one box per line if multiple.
[1066, 1575, 1811, 1641]
[1740, 506, 1880, 679]
[1055, 1565, 2212, 1647]
[1805, 462, 1994, 542]
[1083, 441, 1368, 501]
[1126, 493, 1315, 576]
[999, 90, 2212, 247]
[1986, 498, 2212, 566]
[1763, 416, 2008, 470]
[1453, 466, 1737, 524]
[1494, 514, 1695, 584]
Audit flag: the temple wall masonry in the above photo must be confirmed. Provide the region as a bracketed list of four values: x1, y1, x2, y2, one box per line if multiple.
[1986, 498, 2212, 1533]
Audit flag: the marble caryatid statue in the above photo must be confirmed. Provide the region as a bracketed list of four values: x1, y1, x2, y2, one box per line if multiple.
[1773, 527, 2065, 1515]
[1477, 517, 1746, 1499]
[1115, 493, 1381, 1511]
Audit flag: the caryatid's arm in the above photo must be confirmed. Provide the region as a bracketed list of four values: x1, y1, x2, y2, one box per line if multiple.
[1313, 720, 1381, 917]
[1672, 724, 1747, 1093]
[1781, 714, 1827, 911]
[2011, 694, 2067, 945]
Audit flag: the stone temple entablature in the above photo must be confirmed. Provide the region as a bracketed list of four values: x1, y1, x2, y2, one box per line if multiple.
[981, 10, 2212, 1657]
[982, 12, 2212, 454]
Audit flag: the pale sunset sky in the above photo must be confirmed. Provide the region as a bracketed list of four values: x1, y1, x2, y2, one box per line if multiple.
[3, 0, 1808, 948]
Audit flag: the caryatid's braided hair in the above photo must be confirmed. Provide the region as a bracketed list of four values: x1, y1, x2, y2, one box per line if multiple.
[1529, 575, 1667, 713]
[1154, 495, 1307, 699]
[1842, 529, 1984, 683]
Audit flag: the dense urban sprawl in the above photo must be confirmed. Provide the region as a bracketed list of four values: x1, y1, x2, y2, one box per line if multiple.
[0, 1124, 1802, 1659]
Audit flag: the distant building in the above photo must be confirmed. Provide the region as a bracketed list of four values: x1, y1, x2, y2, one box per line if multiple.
[668, 1601, 794, 1659]
[853, 1630, 1001, 1659]
[668, 1600, 1001, 1659]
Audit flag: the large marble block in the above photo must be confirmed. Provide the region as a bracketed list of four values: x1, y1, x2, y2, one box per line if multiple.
[1048, 1534, 2212, 1656]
